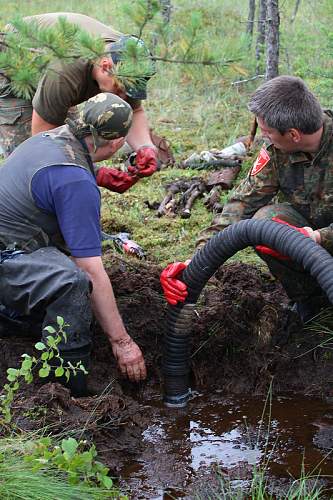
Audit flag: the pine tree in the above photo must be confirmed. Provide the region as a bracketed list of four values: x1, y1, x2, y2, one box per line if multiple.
[0, 2, 241, 100]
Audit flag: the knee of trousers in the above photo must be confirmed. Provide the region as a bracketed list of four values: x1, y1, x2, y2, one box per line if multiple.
[39, 264, 92, 308]
[252, 203, 309, 227]
[66, 267, 92, 296]
[42, 268, 93, 351]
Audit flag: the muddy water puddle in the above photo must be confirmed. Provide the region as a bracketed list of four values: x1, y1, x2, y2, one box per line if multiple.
[119, 391, 333, 499]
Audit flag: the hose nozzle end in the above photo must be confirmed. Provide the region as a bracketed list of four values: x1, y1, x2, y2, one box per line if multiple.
[163, 389, 191, 408]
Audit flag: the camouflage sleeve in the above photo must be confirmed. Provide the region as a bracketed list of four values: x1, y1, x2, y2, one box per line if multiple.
[196, 146, 279, 248]
[318, 227, 333, 254]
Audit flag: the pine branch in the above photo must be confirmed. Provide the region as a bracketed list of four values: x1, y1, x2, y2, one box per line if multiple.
[150, 56, 241, 66]
[0, 6, 243, 100]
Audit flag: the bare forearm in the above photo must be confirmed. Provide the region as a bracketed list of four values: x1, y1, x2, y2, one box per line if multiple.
[126, 107, 153, 150]
[74, 257, 128, 342]
[74, 256, 146, 381]
[90, 270, 129, 342]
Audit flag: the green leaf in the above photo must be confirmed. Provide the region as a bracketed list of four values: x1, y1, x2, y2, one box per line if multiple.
[7, 368, 19, 376]
[38, 366, 51, 378]
[7, 368, 19, 381]
[54, 366, 64, 377]
[21, 358, 33, 370]
[99, 473, 113, 489]
[35, 342, 46, 351]
[41, 352, 49, 361]
[57, 316, 64, 327]
[12, 381, 19, 391]
[44, 325, 56, 334]
[61, 437, 78, 458]
[46, 335, 57, 348]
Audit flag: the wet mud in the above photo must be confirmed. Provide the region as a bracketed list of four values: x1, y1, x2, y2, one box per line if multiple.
[1, 255, 333, 498]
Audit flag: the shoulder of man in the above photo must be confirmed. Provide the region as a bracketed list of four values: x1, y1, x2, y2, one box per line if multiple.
[44, 57, 90, 75]
[324, 109, 333, 119]
[249, 141, 275, 177]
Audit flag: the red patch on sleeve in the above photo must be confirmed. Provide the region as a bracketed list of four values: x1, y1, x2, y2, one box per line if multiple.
[250, 148, 270, 176]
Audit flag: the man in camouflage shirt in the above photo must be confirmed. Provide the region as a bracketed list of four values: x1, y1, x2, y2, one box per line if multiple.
[160, 76, 333, 322]
[0, 92, 146, 396]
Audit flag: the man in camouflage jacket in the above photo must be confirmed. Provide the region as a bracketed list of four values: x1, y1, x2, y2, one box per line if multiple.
[161, 76, 333, 322]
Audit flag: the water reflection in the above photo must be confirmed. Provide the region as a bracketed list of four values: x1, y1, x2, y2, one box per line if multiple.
[120, 392, 333, 499]
[189, 422, 262, 470]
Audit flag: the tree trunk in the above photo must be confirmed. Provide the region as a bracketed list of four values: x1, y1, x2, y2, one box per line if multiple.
[246, 0, 256, 43]
[291, 0, 301, 24]
[159, 0, 172, 23]
[255, 0, 267, 74]
[265, 0, 280, 80]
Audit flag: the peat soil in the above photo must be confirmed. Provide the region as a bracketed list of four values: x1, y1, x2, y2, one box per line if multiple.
[1, 255, 333, 497]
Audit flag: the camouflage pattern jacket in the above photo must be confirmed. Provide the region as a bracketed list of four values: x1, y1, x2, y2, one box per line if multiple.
[197, 111, 333, 252]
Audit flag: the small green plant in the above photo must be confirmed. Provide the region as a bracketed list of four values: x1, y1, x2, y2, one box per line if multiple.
[0, 435, 124, 499]
[24, 436, 114, 490]
[0, 316, 87, 425]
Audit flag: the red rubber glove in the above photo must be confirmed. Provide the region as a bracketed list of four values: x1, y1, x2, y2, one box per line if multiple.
[160, 261, 189, 305]
[134, 146, 158, 177]
[256, 217, 312, 260]
[96, 166, 139, 194]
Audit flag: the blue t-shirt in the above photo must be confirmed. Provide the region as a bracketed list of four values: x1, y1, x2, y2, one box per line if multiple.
[31, 165, 102, 257]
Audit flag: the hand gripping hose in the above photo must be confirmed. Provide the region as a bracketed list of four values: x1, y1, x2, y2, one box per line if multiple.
[163, 219, 333, 407]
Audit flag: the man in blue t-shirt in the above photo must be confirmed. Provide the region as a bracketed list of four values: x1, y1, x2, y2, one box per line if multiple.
[0, 92, 147, 396]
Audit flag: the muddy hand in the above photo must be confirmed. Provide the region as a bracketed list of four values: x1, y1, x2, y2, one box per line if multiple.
[111, 337, 147, 382]
[96, 166, 139, 193]
[134, 146, 158, 177]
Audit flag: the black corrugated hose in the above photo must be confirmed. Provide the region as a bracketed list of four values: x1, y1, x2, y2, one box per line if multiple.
[163, 219, 333, 407]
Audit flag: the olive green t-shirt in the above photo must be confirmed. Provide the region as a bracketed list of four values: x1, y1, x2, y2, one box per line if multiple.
[32, 59, 101, 125]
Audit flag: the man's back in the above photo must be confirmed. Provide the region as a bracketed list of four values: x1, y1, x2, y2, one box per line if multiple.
[7, 12, 123, 43]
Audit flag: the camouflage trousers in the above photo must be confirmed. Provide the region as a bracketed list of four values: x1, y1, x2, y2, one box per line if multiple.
[253, 203, 330, 303]
[0, 97, 32, 157]
[0, 93, 80, 157]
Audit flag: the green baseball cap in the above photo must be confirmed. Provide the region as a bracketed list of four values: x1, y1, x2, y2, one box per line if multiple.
[106, 35, 156, 100]
[66, 92, 133, 148]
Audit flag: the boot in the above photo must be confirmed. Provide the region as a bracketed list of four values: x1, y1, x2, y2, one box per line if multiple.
[56, 345, 91, 397]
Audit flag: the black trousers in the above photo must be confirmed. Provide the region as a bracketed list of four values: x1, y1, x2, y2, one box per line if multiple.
[0, 247, 92, 351]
